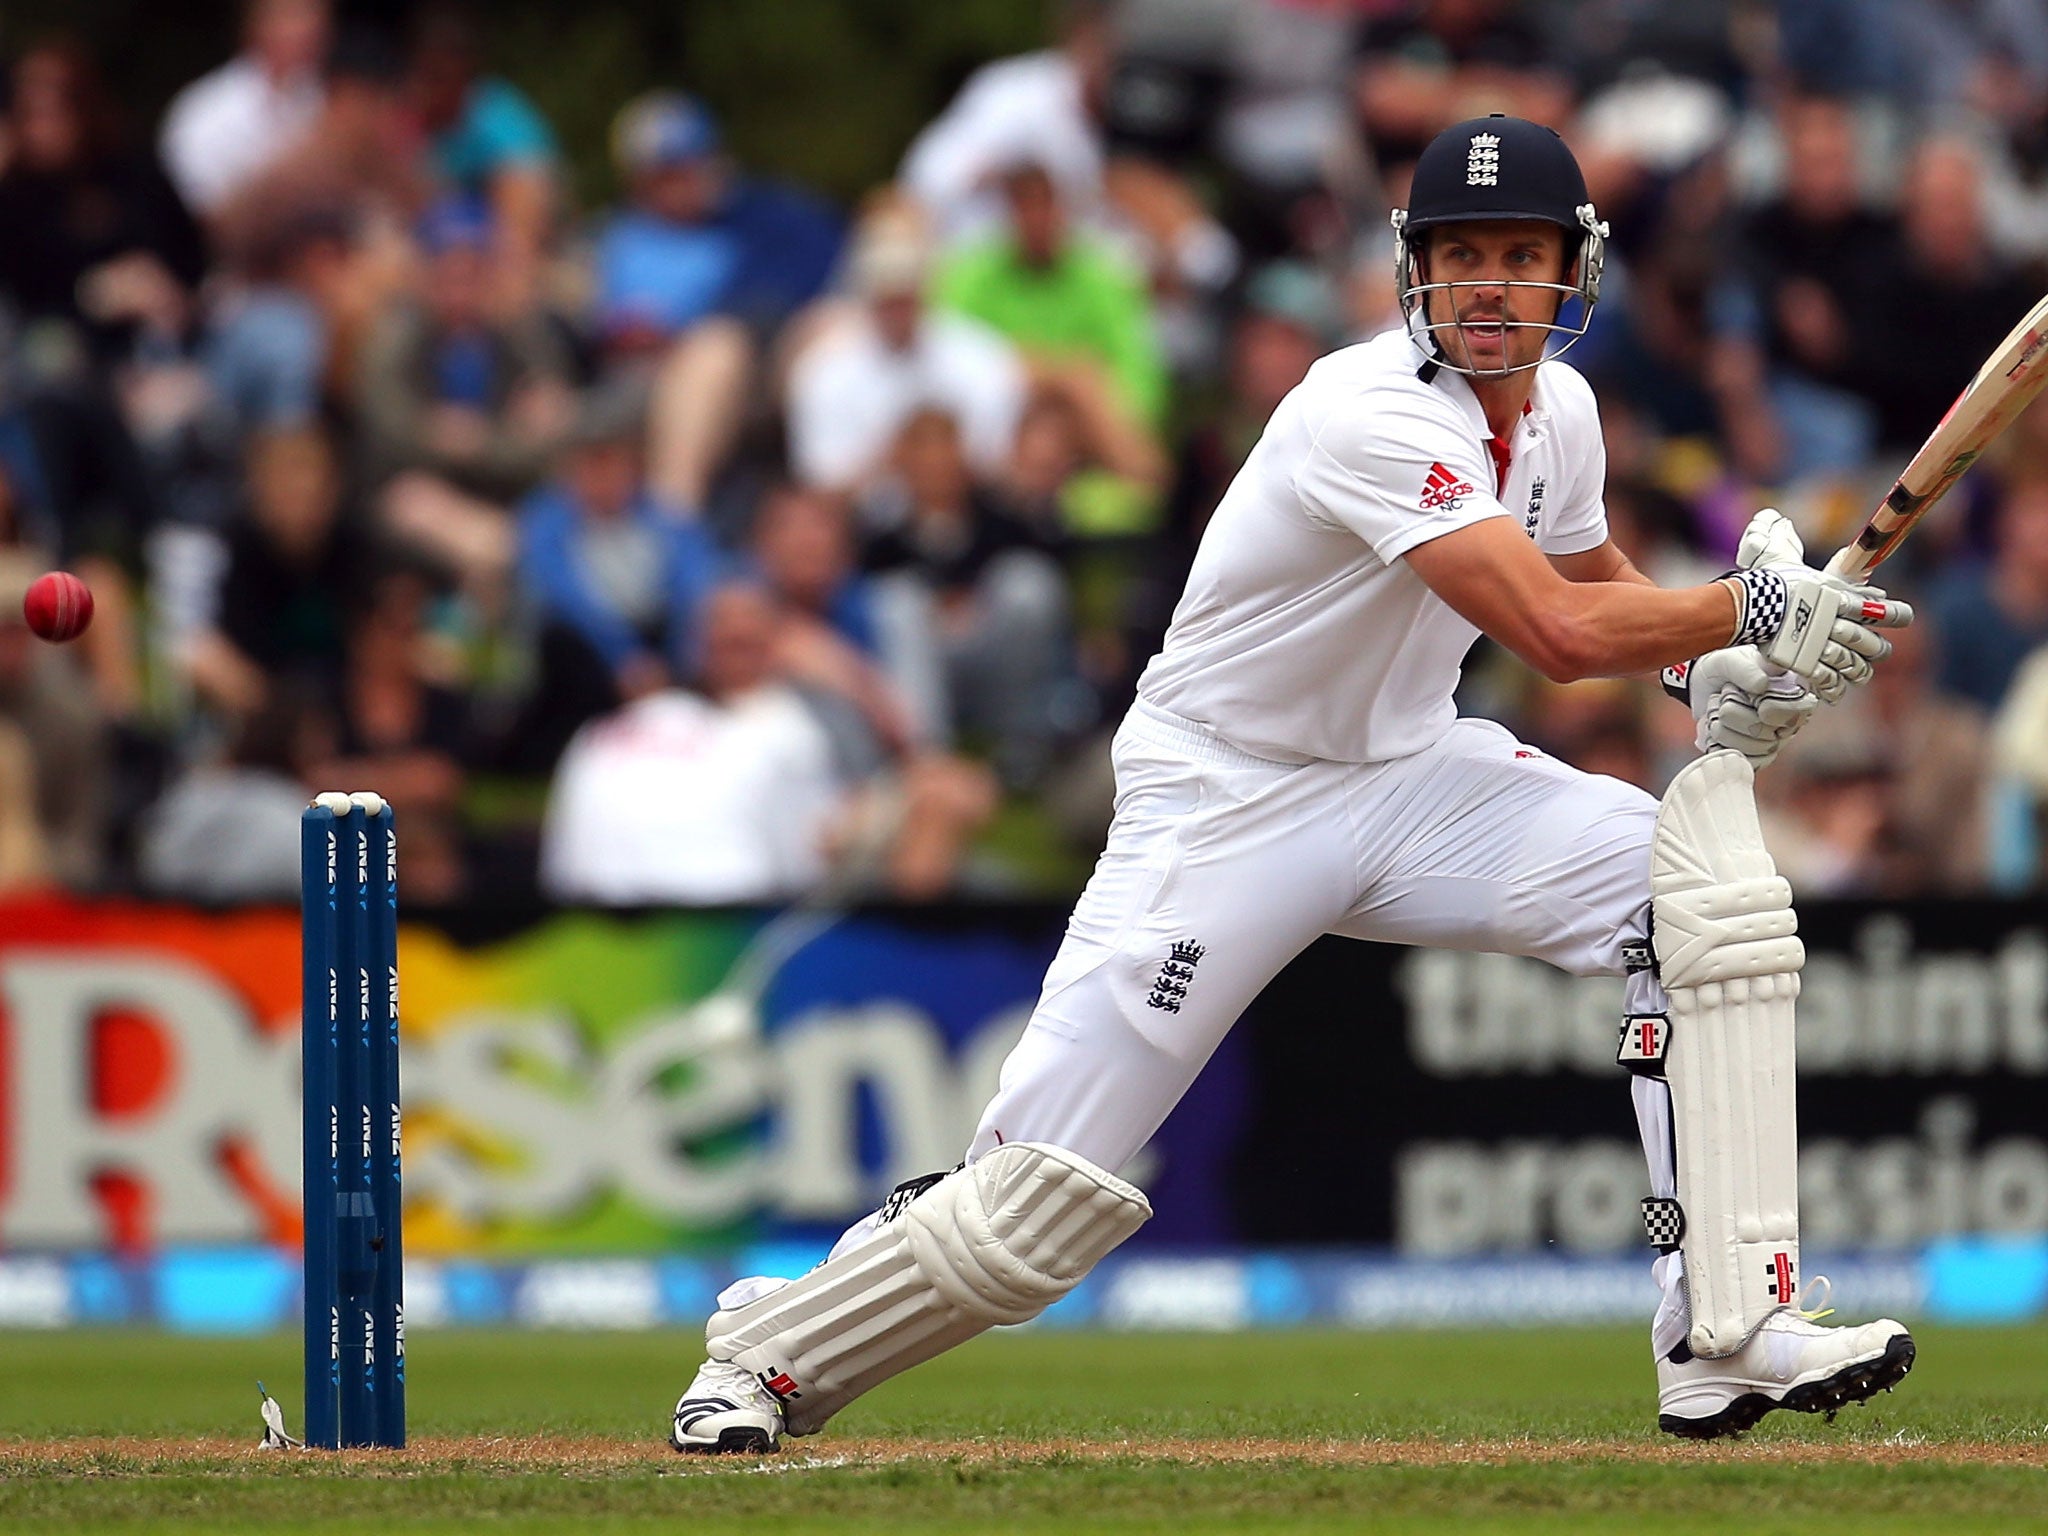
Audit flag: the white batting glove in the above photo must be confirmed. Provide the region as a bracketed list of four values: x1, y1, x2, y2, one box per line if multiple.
[1737, 506, 1807, 571]
[1678, 646, 1817, 770]
[1722, 565, 1912, 700]
[1724, 505, 1913, 701]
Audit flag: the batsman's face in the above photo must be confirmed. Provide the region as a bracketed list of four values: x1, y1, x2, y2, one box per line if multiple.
[1421, 222, 1569, 375]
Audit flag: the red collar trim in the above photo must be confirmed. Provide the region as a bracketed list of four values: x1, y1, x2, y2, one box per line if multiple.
[1485, 400, 1533, 495]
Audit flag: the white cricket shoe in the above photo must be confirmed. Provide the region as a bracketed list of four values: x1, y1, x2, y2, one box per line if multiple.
[670, 1360, 784, 1454]
[1657, 1280, 1915, 1439]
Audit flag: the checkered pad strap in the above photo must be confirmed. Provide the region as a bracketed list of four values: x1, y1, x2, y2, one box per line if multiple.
[1725, 568, 1790, 648]
[1641, 1196, 1686, 1253]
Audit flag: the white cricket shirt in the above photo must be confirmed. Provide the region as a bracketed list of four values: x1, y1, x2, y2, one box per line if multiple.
[539, 687, 841, 903]
[1138, 326, 1608, 764]
[159, 59, 323, 215]
[788, 311, 1025, 489]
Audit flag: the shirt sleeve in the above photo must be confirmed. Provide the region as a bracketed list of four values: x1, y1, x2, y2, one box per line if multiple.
[1293, 388, 1511, 563]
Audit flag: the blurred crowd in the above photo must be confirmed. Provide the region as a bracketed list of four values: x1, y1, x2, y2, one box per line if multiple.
[5, 0, 2048, 906]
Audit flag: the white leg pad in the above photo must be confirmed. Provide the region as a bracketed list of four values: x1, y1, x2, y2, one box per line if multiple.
[1652, 751, 1805, 1359]
[705, 1142, 1150, 1435]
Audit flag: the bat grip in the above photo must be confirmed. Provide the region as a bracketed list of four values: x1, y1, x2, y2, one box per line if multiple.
[1823, 546, 1868, 583]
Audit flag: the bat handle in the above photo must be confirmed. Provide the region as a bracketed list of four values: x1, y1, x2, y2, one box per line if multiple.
[1823, 546, 1867, 583]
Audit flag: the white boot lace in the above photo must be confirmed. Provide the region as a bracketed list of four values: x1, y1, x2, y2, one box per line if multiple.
[1795, 1274, 1834, 1322]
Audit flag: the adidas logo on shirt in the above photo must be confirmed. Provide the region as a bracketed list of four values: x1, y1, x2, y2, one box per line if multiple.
[1420, 461, 1475, 512]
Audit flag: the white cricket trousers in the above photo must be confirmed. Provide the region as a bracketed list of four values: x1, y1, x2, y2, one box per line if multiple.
[966, 699, 1690, 1351]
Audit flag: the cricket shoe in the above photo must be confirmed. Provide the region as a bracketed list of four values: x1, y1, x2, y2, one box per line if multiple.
[1657, 1280, 1915, 1439]
[670, 1360, 783, 1454]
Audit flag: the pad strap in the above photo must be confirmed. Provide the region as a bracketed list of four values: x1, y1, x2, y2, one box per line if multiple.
[1616, 1013, 1670, 1076]
[1641, 1195, 1685, 1253]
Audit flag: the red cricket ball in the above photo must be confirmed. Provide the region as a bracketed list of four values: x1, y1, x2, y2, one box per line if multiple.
[23, 570, 94, 643]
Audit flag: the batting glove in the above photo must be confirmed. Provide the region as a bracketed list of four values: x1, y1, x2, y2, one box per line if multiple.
[1725, 507, 1914, 701]
[1664, 645, 1818, 771]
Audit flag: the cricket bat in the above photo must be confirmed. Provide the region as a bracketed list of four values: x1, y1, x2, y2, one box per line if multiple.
[1828, 292, 2048, 581]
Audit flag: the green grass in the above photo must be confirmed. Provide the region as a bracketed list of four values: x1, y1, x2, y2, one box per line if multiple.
[2, 1327, 2045, 1533]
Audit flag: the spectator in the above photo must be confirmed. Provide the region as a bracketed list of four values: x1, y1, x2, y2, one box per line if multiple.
[1990, 639, 2048, 887]
[1929, 477, 2048, 711]
[1581, 228, 1728, 445]
[786, 213, 1025, 494]
[934, 159, 1168, 431]
[205, 206, 356, 435]
[538, 580, 851, 903]
[0, 372, 155, 719]
[159, 0, 330, 220]
[1754, 726, 1892, 897]
[362, 198, 575, 493]
[899, 0, 1115, 242]
[515, 387, 726, 704]
[749, 483, 1008, 880]
[208, 33, 425, 464]
[0, 553, 110, 891]
[1861, 620, 1990, 894]
[1566, 27, 1736, 223]
[1169, 261, 1340, 540]
[181, 426, 366, 719]
[1707, 93, 1897, 482]
[0, 41, 208, 371]
[406, 3, 560, 308]
[0, 438, 147, 726]
[1887, 0, 2048, 113]
[365, 197, 576, 594]
[1752, 625, 1979, 899]
[1845, 136, 2037, 453]
[752, 481, 927, 753]
[309, 564, 472, 901]
[899, 0, 1237, 301]
[595, 90, 843, 513]
[213, 28, 426, 287]
[997, 371, 1168, 542]
[139, 681, 327, 902]
[1183, 0, 1366, 216]
[863, 408, 1073, 787]
[1119, 259, 1342, 695]
[0, 39, 198, 712]
[542, 580, 994, 903]
[1354, 0, 1572, 190]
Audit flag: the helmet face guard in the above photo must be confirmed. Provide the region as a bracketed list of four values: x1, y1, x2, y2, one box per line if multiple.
[1392, 203, 1609, 378]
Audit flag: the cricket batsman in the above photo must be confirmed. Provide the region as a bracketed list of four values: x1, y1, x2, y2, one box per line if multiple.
[669, 114, 1917, 1449]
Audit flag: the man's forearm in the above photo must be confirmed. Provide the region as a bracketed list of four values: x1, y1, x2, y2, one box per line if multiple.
[1543, 578, 1741, 681]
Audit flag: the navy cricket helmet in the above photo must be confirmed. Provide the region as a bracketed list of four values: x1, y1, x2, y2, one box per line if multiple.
[1391, 114, 1609, 374]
